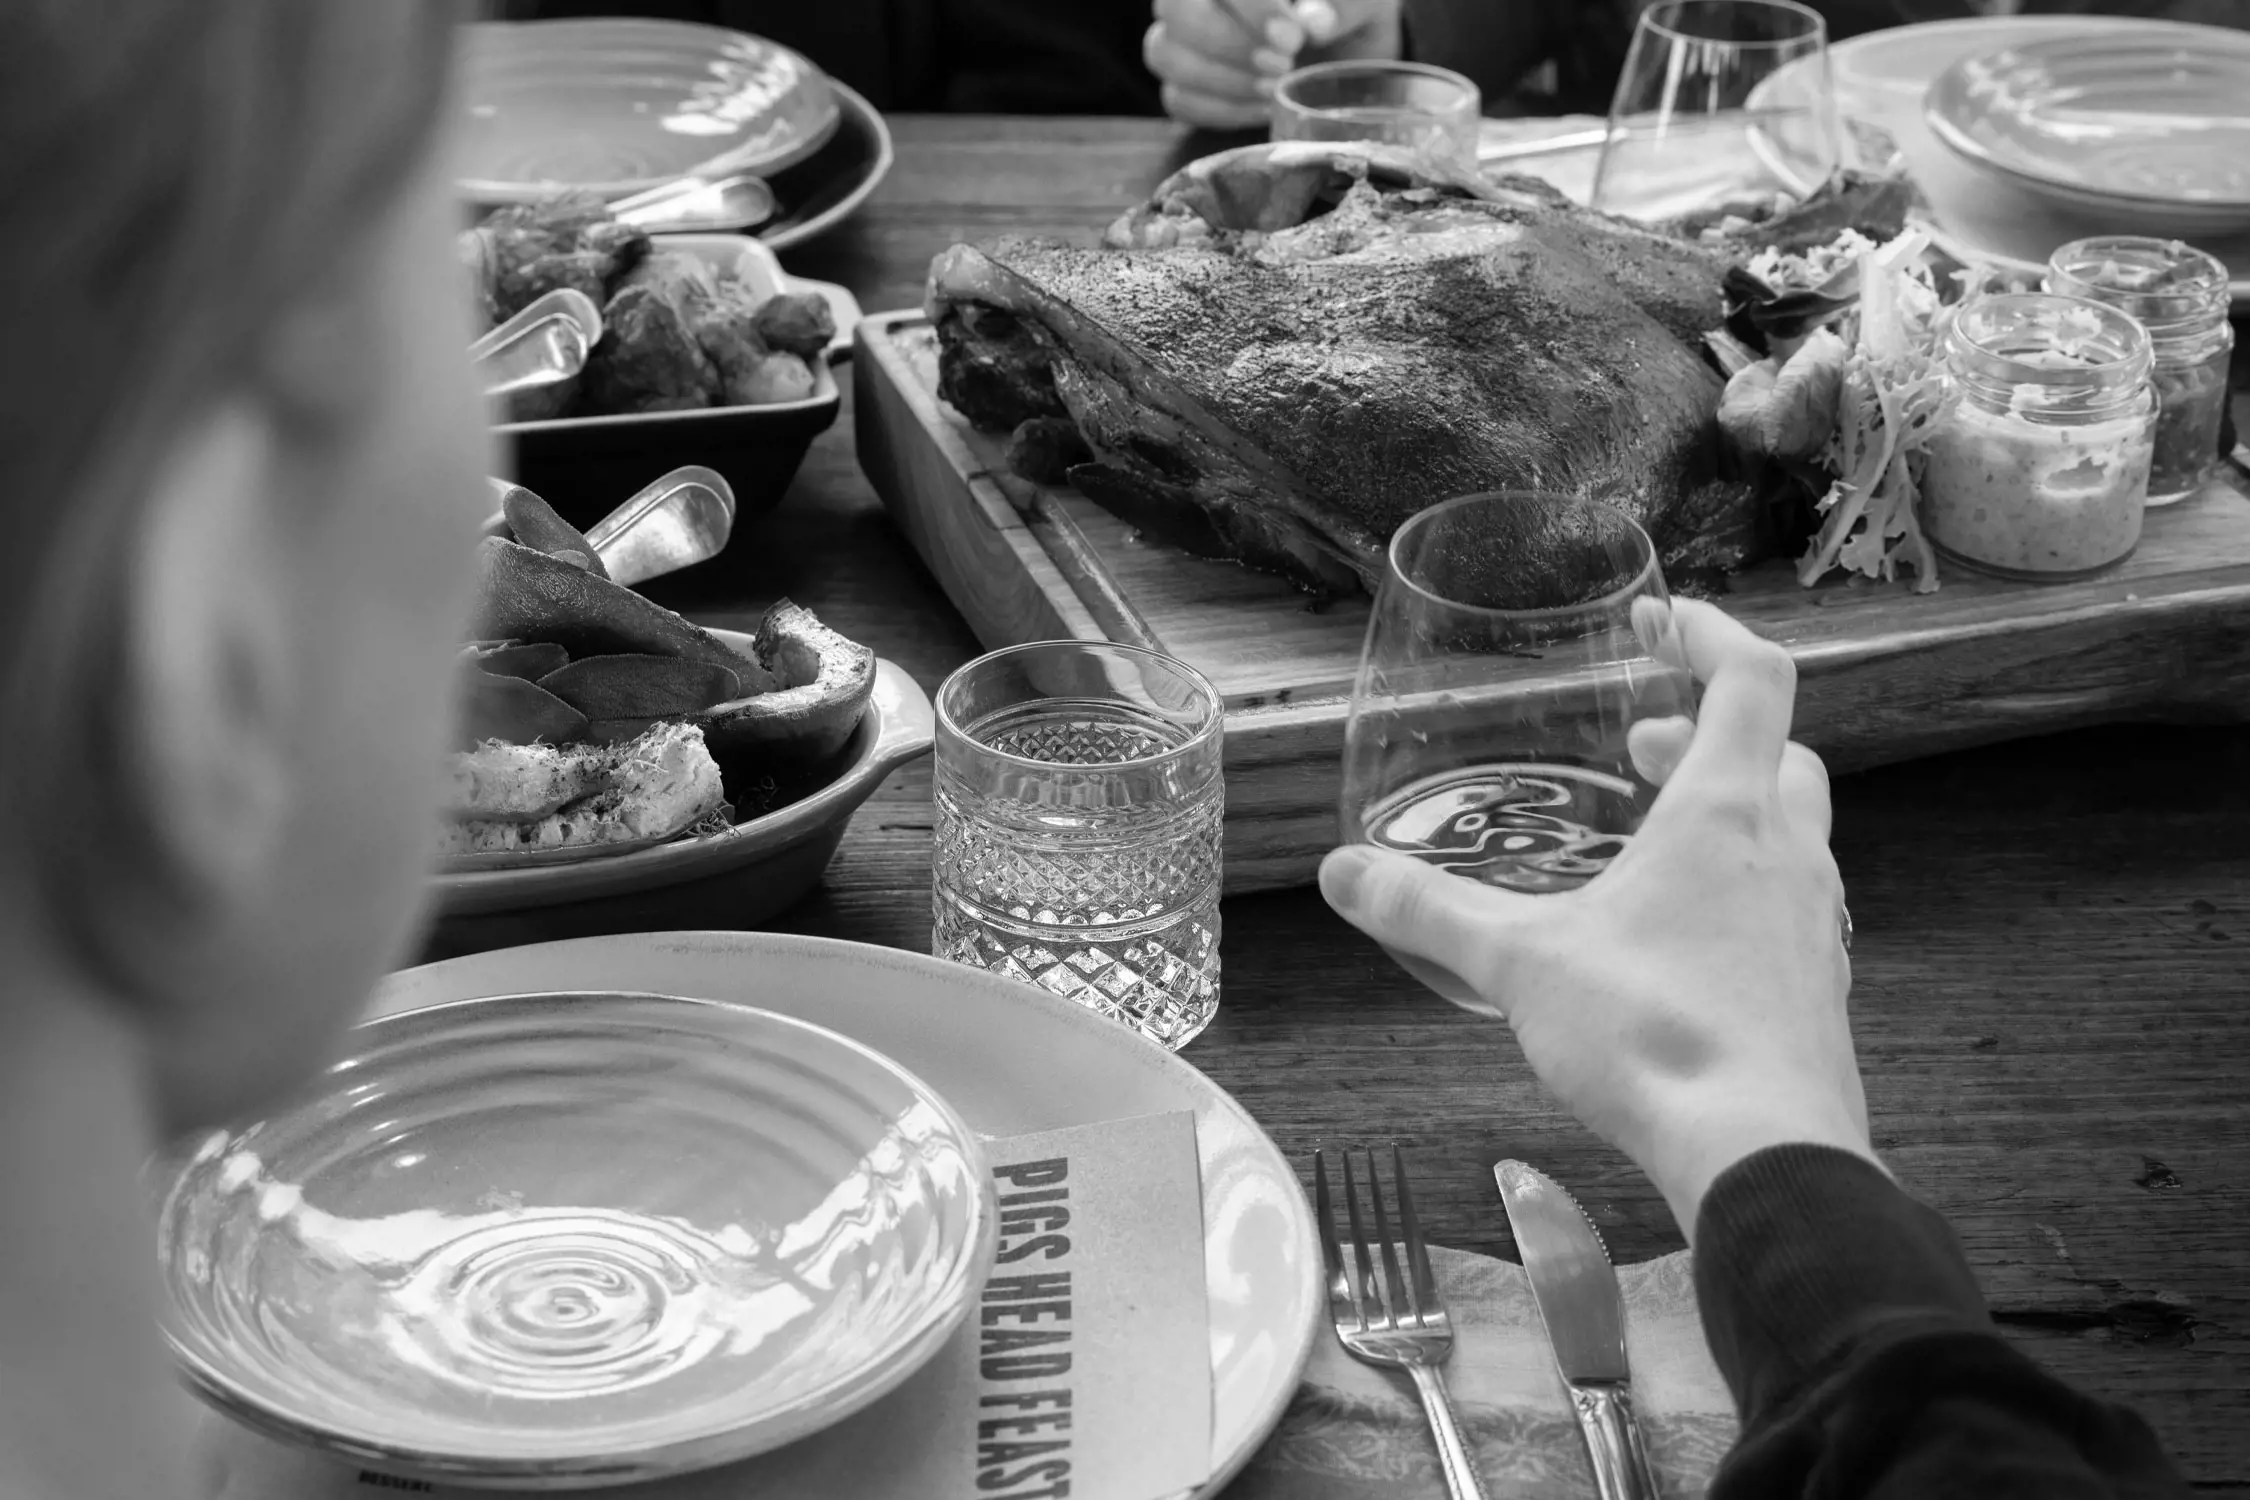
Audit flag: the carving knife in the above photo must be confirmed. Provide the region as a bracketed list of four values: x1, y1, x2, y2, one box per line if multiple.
[1496, 1161, 1659, 1500]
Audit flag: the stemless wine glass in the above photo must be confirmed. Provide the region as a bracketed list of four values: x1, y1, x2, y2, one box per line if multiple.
[1271, 60, 1482, 173]
[1589, 0, 1839, 223]
[1338, 492, 1695, 1005]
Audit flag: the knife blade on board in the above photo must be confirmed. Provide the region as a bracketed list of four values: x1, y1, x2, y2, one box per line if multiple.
[1495, 1161, 1662, 1500]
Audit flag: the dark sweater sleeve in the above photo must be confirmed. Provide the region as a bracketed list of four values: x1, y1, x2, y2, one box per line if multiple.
[1693, 1144, 2189, 1499]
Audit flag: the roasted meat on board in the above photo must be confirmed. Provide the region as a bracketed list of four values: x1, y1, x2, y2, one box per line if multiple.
[927, 142, 1906, 596]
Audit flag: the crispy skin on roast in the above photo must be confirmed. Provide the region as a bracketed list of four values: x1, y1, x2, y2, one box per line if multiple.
[928, 143, 1782, 595]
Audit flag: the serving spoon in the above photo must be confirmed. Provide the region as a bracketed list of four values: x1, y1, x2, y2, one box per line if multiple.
[482, 468, 738, 588]
[609, 173, 780, 235]
[471, 288, 604, 398]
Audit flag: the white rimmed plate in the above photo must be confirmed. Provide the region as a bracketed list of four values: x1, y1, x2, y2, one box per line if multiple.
[237, 932, 1326, 1499]
[1925, 30, 2250, 234]
[1754, 16, 2250, 307]
[160, 991, 993, 1488]
[459, 20, 840, 204]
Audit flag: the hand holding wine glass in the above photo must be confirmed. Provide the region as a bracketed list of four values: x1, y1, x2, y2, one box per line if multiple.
[1324, 595, 1878, 1238]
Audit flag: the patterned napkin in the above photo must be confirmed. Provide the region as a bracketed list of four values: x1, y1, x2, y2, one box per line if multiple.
[1224, 1247, 1739, 1500]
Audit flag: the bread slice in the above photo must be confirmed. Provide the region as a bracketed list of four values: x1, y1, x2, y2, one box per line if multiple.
[445, 739, 616, 821]
[440, 721, 725, 860]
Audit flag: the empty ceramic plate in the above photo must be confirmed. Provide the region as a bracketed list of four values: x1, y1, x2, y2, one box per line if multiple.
[1925, 29, 2250, 234]
[154, 992, 992, 1488]
[459, 20, 841, 204]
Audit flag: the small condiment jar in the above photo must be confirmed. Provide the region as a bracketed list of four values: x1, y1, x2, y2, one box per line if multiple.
[1921, 293, 2157, 582]
[2047, 236, 2234, 505]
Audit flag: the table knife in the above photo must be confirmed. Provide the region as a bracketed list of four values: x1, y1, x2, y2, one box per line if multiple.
[1495, 1161, 1660, 1500]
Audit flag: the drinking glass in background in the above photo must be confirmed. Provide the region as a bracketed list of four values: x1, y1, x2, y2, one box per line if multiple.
[1271, 61, 1482, 174]
[1590, 0, 1839, 224]
[1338, 493, 1695, 1007]
[934, 641, 1224, 1049]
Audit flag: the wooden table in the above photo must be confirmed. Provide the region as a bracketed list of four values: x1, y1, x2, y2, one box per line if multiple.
[653, 116, 2250, 1491]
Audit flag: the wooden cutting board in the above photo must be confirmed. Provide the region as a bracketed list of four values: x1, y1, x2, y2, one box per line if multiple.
[855, 309, 2250, 894]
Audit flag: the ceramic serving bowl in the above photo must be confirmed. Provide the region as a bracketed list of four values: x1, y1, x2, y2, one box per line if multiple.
[423, 650, 931, 959]
[1925, 28, 2250, 237]
[497, 235, 860, 526]
[155, 990, 994, 1489]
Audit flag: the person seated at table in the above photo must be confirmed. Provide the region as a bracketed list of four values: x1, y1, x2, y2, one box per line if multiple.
[0, 3, 490, 1493]
[1320, 601, 2191, 1497]
[484, 0, 1165, 115]
[1146, 0, 2250, 126]
[0, 8, 2197, 1500]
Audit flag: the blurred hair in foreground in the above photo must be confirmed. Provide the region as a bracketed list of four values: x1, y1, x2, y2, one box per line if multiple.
[0, 1, 458, 986]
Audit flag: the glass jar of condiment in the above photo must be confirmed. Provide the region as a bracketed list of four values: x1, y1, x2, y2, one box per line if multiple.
[2047, 236, 2234, 505]
[1921, 294, 2156, 581]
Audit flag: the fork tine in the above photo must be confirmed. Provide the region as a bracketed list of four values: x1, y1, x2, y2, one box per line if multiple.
[1365, 1149, 1410, 1327]
[1313, 1149, 1344, 1287]
[1393, 1144, 1437, 1326]
[1340, 1150, 1379, 1330]
[1316, 1150, 1364, 1329]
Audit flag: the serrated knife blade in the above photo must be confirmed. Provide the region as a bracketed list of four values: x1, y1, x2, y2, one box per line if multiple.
[1496, 1161, 1659, 1500]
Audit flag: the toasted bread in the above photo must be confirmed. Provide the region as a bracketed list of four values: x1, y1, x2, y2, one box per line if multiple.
[440, 721, 725, 860]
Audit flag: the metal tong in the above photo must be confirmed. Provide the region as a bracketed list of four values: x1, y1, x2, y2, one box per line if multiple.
[471, 288, 604, 400]
[483, 467, 736, 588]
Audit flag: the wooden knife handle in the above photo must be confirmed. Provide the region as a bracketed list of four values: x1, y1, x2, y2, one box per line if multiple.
[1569, 1382, 1659, 1500]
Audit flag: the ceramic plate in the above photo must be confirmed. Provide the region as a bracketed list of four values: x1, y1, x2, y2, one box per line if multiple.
[759, 80, 895, 252]
[314, 932, 1324, 1499]
[1757, 17, 2250, 306]
[158, 991, 993, 1487]
[459, 20, 841, 203]
[431, 651, 931, 917]
[1925, 30, 2250, 233]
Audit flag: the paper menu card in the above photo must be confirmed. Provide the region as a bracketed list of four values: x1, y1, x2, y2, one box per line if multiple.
[199, 1110, 1213, 1500]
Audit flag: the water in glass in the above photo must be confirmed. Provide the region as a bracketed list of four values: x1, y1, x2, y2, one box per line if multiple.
[934, 645, 1223, 1049]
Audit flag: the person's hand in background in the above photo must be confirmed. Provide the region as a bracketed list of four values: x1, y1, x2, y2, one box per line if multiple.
[1145, 0, 1404, 130]
[1318, 598, 1882, 1238]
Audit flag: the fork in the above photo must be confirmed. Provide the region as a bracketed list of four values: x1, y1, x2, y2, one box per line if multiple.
[1315, 1147, 1490, 1500]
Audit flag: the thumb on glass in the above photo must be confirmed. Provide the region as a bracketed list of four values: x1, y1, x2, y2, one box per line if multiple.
[1320, 842, 1531, 996]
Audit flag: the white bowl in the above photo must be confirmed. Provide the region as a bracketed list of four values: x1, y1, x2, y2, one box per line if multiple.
[1924, 28, 2250, 236]
[458, 19, 841, 203]
[155, 991, 993, 1488]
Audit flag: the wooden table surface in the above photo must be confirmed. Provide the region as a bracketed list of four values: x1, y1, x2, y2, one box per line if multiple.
[649, 116, 2250, 1491]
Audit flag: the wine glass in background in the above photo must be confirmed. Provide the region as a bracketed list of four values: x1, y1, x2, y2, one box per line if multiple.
[1338, 492, 1695, 1006]
[1590, 0, 1840, 224]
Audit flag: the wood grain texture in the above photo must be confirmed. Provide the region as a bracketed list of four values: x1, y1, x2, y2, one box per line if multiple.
[578, 116, 2244, 1485]
[858, 307, 2250, 892]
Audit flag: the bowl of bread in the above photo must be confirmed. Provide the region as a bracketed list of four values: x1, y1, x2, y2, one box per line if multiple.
[422, 483, 929, 957]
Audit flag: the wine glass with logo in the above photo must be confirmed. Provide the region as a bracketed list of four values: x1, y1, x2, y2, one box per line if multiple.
[1338, 492, 1694, 1006]
[1590, 0, 1839, 224]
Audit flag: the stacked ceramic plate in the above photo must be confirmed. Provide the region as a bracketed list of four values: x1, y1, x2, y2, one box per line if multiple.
[457, 18, 893, 250]
[1914, 19, 2250, 301]
[1924, 28, 2250, 238]
[156, 937, 1325, 1496]
[157, 990, 995, 1487]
